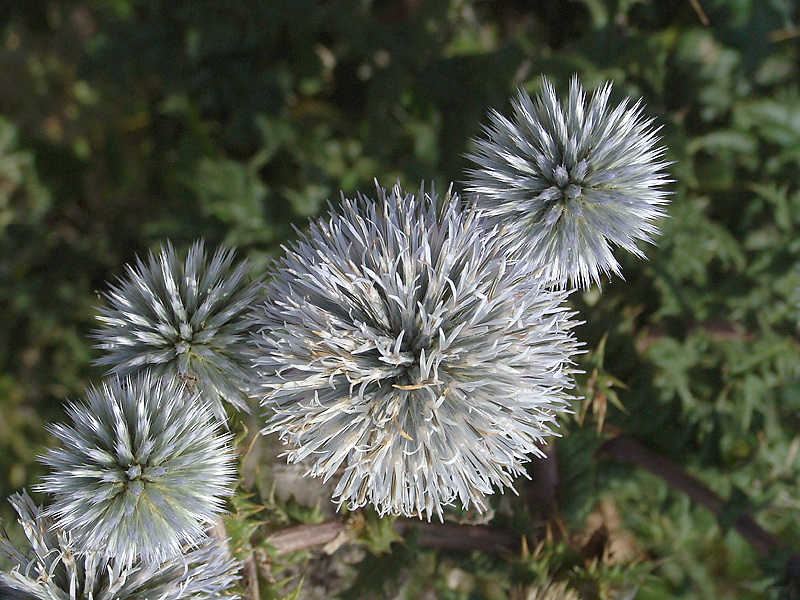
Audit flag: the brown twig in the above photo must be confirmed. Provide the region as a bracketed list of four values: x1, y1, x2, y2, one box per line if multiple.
[637, 319, 800, 353]
[393, 520, 521, 555]
[597, 434, 800, 587]
[689, 0, 710, 26]
[527, 441, 559, 510]
[244, 553, 260, 600]
[637, 320, 756, 352]
[265, 520, 350, 555]
[265, 517, 522, 556]
[770, 28, 800, 42]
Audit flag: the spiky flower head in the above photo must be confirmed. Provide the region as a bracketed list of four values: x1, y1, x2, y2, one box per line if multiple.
[38, 372, 236, 565]
[94, 240, 260, 420]
[467, 75, 670, 289]
[252, 183, 579, 520]
[0, 490, 241, 600]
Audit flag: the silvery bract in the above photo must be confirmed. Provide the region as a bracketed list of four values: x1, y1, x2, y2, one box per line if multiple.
[0, 491, 240, 600]
[39, 372, 236, 565]
[252, 183, 579, 520]
[94, 240, 259, 420]
[467, 76, 670, 289]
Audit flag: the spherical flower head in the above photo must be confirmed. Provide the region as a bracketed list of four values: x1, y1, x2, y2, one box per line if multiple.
[467, 75, 671, 289]
[0, 490, 241, 600]
[252, 183, 579, 520]
[38, 372, 237, 565]
[94, 240, 260, 420]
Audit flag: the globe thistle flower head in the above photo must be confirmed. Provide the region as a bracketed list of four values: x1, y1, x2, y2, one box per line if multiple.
[38, 372, 237, 565]
[252, 182, 579, 520]
[94, 240, 260, 420]
[467, 75, 671, 289]
[0, 490, 241, 600]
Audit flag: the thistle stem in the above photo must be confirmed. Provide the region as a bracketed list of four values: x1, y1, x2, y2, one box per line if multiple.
[265, 518, 522, 556]
[636, 319, 800, 352]
[266, 520, 349, 555]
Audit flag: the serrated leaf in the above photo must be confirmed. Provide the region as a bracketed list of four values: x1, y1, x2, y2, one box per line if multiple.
[231, 492, 267, 521]
[356, 511, 401, 554]
[224, 492, 266, 558]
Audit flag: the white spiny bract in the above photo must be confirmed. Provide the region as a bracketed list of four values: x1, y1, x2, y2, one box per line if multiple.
[94, 240, 259, 420]
[38, 372, 236, 565]
[0, 491, 241, 600]
[467, 76, 670, 289]
[252, 183, 579, 520]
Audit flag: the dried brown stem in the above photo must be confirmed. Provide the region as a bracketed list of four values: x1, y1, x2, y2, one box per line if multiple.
[527, 441, 559, 507]
[637, 319, 800, 354]
[597, 434, 800, 587]
[689, 0, 710, 26]
[394, 520, 521, 555]
[770, 28, 800, 42]
[266, 520, 350, 555]
[265, 518, 522, 556]
[244, 553, 260, 600]
[637, 320, 755, 352]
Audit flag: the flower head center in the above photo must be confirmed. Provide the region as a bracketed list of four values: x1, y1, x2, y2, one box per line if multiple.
[547, 159, 589, 203]
[371, 329, 441, 392]
[537, 159, 591, 224]
[125, 464, 142, 480]
[122, 462, 167, 486]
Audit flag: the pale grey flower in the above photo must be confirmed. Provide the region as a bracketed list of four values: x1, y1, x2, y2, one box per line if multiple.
[467, 76, 671, 289]
[38, 372, 236, 565]
[94, 240, 259, 420]
[252, 183, 579, 520]
[0, 490, 241, 600]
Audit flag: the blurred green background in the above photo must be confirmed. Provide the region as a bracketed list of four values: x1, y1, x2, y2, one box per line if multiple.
[2, 1, 800, 598]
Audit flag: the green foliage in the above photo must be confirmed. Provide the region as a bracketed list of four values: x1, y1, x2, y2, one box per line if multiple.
[225, 492, 267, 561]
[339, 533, 420, 600]
[0, 118, 50, 232]
[2, 0, 800, 598]
[355, 511, 402, 556]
